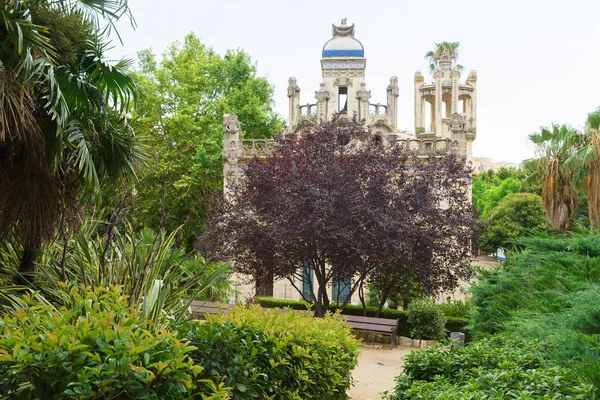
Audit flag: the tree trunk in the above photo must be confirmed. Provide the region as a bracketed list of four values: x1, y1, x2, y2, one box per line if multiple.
[358, 281, 367, 316]
[16, 235, 41, 285]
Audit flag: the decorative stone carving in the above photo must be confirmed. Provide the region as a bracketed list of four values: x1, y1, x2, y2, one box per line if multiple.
[322, 61, 366, 69]
[387, 76, 399, 97]
[449, 113, 466, 133]
[223, 114, 240, 134]
[287, 77, 300, 97]
[356, 82, 371, 102]
[332, 19, 354, 37]
[322, 69, 365, 78]
[334, 76, 353, 87]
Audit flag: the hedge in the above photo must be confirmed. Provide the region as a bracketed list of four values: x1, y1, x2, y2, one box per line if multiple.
[383, 336, 596, 399]
[0, 285, 228, 399]
[255, 297, 468, 339]
[179, 304, 360, 399]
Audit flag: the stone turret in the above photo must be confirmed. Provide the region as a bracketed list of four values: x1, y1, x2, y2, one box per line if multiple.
[414, 47, 477, 162]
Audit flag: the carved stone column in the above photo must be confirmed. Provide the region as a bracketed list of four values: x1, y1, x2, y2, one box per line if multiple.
[434, 69, 443, 136]
[287, 77, 301, 130]
[414, 71, 425, 132]
[222, 114, 241, 197]
[451, 68, 460, 114]
[356, 82, 371, 123]
[466, 71, 477, 134]
[315, 83, 330, 121]
[386, 76, 399, 132]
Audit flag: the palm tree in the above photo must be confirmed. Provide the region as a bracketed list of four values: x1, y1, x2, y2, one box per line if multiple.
[0, 0, 144, 283]
[424, 41, 463, 74]
[526, 124, 579, 230]
[563, 108, 600, 228]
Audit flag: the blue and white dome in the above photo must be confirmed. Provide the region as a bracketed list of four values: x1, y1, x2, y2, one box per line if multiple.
[322, 36, 364, 58]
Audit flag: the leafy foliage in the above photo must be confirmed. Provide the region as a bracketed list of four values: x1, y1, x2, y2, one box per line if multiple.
[126, 33, 283, 248]
[0, 217, 230, 325]
[472, 167, 530, 219]
[178, 305, 360, 399]
[526, 124, 580, 230]
[0, 0, 144, 281]
[480, 192, 548, 252]
[0, 284, 229, 399]
[407, 299, 446, 340]
[201, 117, 474, 316]
[470, 235, 600, 387]
[383, 336, 596, 399]
[255, 297, 468, 339]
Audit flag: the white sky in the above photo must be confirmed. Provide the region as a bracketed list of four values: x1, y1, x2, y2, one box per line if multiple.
[108, 0, 600, 164]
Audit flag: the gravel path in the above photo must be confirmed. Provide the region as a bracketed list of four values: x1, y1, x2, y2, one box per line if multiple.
[348, 344, 414, 400]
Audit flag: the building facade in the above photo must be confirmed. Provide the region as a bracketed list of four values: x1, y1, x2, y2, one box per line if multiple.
[222, 20, 478, 304]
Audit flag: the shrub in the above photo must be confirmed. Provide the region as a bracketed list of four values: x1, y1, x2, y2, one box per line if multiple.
[179, 305, 360, 399]
[383, 336, 596, 399]
[407, 299, 446, 340]
[0, 284, 228, 399]
[437, 299, 471, 318]
[256, 297, 465, 338]
[481, 192, 548, 252]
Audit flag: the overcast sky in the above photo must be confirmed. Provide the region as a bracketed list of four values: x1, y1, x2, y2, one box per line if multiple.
[108, 0, 600, 163]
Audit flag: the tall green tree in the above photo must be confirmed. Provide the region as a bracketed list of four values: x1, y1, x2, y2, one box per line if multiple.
[564, 107, 600, 228]
[526, 124, 579, 230]
[129, 33, 283, 248]
[0, 0, 143, 282]
[472, 167, 528, 219]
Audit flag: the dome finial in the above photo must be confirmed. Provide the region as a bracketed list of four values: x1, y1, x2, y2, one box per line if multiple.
[332, 19, 355, 37]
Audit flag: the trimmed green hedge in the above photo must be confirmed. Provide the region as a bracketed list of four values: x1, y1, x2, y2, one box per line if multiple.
[179, 304, 360, 399]
[255, 297, 468, 339]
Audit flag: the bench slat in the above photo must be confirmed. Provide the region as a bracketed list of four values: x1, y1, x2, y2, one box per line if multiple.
[341, 315, 397, 326]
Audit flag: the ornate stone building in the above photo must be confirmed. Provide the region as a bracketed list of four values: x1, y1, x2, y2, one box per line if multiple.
[222, 20, 478, 302]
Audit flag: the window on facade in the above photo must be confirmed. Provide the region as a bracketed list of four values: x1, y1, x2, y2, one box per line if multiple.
[332, 273, 351, 304]
[302, 263, 314, 301]
[338, 87, 348, 113]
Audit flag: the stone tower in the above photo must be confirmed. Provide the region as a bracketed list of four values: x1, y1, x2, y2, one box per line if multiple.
[414, 48, 477, 162]
[221, 20, 480, 303]
[287, 20, 401, 139]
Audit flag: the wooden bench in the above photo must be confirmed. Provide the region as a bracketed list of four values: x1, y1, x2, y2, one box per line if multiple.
[188, 300, 234, 317]
[338, 314, 398, 350]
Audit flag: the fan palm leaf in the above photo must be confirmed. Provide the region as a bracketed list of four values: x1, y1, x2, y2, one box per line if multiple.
[528, 124, 580, 230]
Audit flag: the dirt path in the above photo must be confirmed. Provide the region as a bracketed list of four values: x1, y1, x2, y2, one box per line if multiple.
[348, 344, 414, 400]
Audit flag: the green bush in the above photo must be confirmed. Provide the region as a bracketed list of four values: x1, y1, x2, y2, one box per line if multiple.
[383, 336, 596, 399]
[481, 192, 548, 252]
[256, 297, 466, 339]
[407, 299, 446, 340]
[0, 284, 228, 399]
[179, 305, 360, 399]
[437, 299, 471, 318]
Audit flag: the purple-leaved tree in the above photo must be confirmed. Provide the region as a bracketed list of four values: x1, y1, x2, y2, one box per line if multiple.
[199, 117, 474, 317]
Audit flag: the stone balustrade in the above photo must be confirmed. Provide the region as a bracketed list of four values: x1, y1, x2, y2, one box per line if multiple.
[234, 136, 461, 159]
[369, 103, 388, 117]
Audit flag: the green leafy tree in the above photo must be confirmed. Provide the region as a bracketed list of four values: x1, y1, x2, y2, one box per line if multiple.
[129, 33, 283, 248]
[564, 107, 600, 228]
[0, 1, 144, 282]
[526, 124, 579, 230]
[481, 192, 548, 252]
